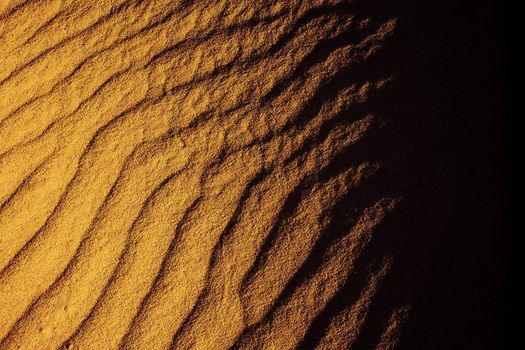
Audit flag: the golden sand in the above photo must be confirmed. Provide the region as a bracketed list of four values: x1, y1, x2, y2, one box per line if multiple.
[0, 1, 409, 349]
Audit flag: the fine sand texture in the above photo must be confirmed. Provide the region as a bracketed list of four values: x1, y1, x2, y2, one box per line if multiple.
[0, 1, 508, 349]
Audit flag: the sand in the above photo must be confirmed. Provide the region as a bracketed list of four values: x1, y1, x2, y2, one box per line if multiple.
[0, 0, 508, 349]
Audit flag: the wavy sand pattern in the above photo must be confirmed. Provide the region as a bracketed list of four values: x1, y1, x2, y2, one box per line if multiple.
[0, 0, 483, 349]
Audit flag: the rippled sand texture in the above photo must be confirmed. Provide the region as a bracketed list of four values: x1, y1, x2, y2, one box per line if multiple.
[0, 1, 415, 349]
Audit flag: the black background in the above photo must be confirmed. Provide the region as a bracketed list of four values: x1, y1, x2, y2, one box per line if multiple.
[397, 0, 509, 349]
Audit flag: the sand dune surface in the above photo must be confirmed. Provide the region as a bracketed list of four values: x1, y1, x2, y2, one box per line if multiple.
[0, 0, 509, 349]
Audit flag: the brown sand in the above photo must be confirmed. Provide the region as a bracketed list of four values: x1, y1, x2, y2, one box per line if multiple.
[0, 0, 508, 349]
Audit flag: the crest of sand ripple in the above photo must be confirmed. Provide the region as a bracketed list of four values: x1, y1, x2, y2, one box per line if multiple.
[0, 0, 410, 349]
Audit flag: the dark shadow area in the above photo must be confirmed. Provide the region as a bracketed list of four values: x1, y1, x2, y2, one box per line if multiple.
[393, 0, 510, 349]
[290, 0, 510, 348]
